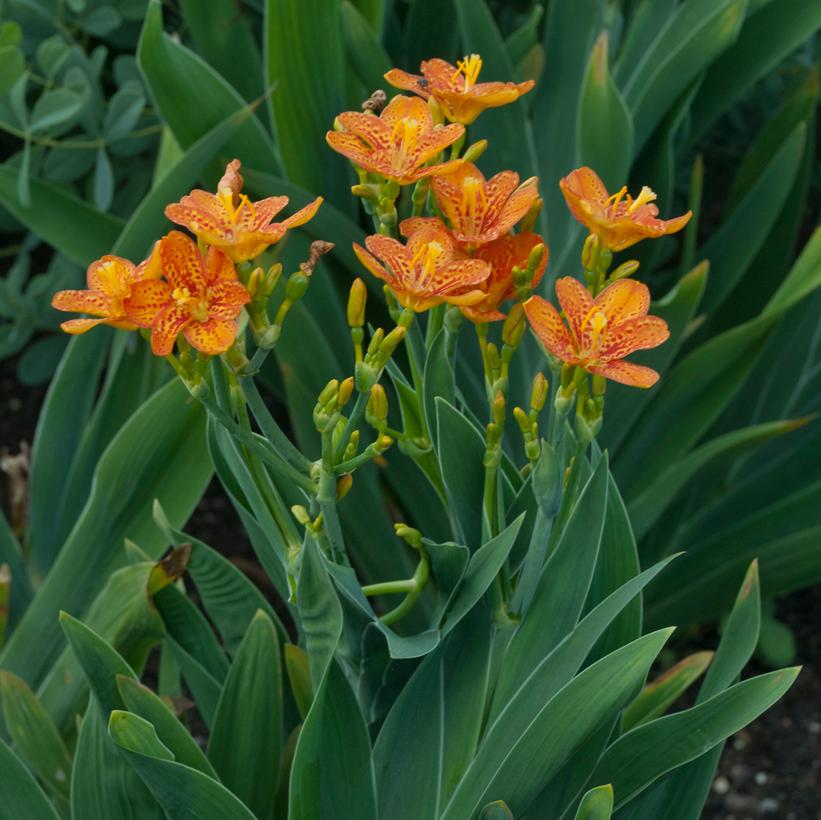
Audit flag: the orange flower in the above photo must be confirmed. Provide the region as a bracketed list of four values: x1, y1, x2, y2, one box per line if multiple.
[524, 276, 669, 388]
[51, 248, 161, 334]
[165, 160, 322, 263]
[402, 163, 539, 248]
[127, 231, 249, 356]
[326, 95, 464, 185]
[560, 167, 691, 252]
[462, 232, 548, 322]
[385, 55, 534, 125]
[353, 222, 490, 312]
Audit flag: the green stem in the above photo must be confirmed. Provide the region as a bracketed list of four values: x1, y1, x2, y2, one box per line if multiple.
[318, 430, 348, 565]
[375, 546, 430, 627]
[361, 579, 417, 596]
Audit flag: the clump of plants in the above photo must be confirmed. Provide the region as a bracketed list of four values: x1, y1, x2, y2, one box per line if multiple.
[0, 46, 805, 819]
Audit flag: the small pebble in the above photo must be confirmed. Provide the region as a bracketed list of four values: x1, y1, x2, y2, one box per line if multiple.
[733, 735, 748, 751]
[754, 771, 768, 785]
[760, 797, 780, 813]
[808, 721, 821, 734]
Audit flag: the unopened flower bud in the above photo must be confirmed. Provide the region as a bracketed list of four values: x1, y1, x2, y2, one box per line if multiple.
[486, 342, 500, 375]
[284, 271, 309, 303]
[375, 434, 394, 454]
[291, 505, 312, 526]
[492, 392, 506, 426]
[531, 372, 548, 412]
[247, 267, 264, 299]
[502, 303, 526, 348]
[366, 327, 385, 358]
[427, 96, 444, 124]
[366, 384, 389, 428]
[338, 377, 355, 407]
[343, 430, 360, 461]
[264, 263, 282, 296]
[610, 259, 640, 281]
[592, 374, 606, 398]
[462, 139, 488, 163]
[347, 278, 367, 328]
[395, 523, 422, 549]
[318, 378, 339, 406]
[336, 473, 353, 500]
[351, 183, 379, 199]
[527, 243, 546, 274]
[380, 325, 406, 357]
[581, 233, 599, 270]
[513, 406, 530, 433]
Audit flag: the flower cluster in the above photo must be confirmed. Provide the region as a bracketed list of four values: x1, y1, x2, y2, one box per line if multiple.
[54, 53, 691, 402]
[52, 161, 323, 358]
[328, 56, 545, 323]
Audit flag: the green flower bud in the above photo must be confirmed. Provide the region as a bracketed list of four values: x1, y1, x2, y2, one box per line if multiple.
[502, 303, 526, 348]
[395, 523, 422, 549]
[380, 325, 406, 357]
[531, 372, 548, 412]
[284, 271, 310, 303]
[347, 278, 367, 328]
[462, 139, 488, 163]
[581, 233, 599, 270]
[336, 473, 353, 500]
[338, 376, 355, 407]
[366, 384, 389, 428]
[610, 259, 640, 281]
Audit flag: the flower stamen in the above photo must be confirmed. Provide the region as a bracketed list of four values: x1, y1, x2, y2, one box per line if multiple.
[452, 54, 483, 92]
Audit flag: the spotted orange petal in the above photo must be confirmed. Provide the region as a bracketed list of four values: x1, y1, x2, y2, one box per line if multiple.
[555, 277, 594, 343]
[205, 246, 239, 283]
[164, 196, 225, 241]
[184, 317, 238, 355]
[59, 317, 111, 334]
[400, 216, 448, 239]
[150, 304, 190, 357]
[209, 280, 250, 319]
[600, 316, 669, 361]
[524, 295, 575, 361]
[591, 360, 660, 388]
[594, 278, 650, 325]
[326, 131, 381, 171]
[52, 289, 110, 316]
[248, 195, 290, 229]
[160, 231, 207, 293]
[362, 235, 413, 285]
[384, 67, 432, 99]
[277, 196, 323, 232]
[124, 279, 171, 327]
[353, 243, 395, 287]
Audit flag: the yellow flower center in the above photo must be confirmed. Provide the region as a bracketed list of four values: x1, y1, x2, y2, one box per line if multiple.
[453, 54, 483, 92]
[581, 307, 609, 350]
[173, 286, 210, 322]
[218, 189, 257, 224]
[628, 185, 657, 213]
[606, 184, 657, 214]
[97, 261, 131, 298]
[411, 240, 444, 284]
[391, 118, 422, 170]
